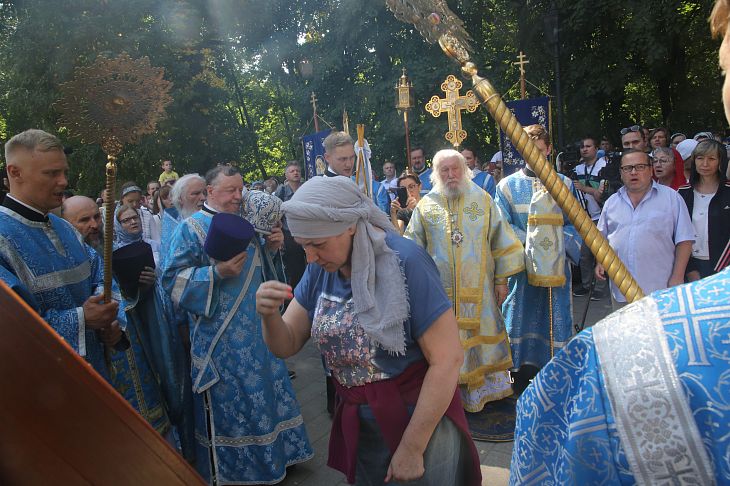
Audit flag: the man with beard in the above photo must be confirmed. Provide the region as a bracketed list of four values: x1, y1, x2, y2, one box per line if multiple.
[62, 194, 184, 451]
[61, 195, 104, 254]
[160, 173, 206, 265]
[494, 124, 582, 387]
[161, 165, 312, 484]
[405, 149, 524, 413]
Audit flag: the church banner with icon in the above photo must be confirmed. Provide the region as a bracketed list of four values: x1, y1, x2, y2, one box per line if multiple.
[499, 96, 550, 176]
[302, 129, 331, 180]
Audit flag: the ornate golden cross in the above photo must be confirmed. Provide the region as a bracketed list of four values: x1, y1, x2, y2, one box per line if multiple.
[425, 74, 478, 148]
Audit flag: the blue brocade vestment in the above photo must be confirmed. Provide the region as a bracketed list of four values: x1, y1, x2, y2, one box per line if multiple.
[510, 268, 730, 485]
[162, 209, 312, 484]
[495, 171, 582, 370]
[0, 203, 109, 377]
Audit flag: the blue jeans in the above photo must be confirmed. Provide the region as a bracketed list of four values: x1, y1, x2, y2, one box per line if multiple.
[354, 414, 468, 486]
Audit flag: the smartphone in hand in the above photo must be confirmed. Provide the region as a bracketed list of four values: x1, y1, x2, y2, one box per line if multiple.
[396, 187, 409, 208]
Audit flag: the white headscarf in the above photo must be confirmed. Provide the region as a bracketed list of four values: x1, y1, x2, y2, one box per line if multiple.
[282, 176, 409, 354]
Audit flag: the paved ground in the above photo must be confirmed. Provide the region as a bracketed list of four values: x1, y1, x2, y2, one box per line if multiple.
[278, 289, 613, 485]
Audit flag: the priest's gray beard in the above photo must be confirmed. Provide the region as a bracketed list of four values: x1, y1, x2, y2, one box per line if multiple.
[433, 176, 472, 200]
[180, 205, 199, 219]
[87, 235, 104, 256]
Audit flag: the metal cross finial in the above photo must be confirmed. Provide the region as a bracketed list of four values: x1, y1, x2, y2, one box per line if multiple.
[424, 74, 478, 148]
[310, 91, 318, 110]
[310, 92, 320, 132]
[514, 51, 530, 99]
[514, 51, 529, 76]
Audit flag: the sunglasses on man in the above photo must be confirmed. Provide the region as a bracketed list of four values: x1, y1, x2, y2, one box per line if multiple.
[620, 125, 644, 136]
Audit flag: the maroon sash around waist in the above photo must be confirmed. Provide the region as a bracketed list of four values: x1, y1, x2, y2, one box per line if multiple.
[327, 360, 481, 485]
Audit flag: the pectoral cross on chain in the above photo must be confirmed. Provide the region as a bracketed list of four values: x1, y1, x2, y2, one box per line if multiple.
[425, 75, 478, 148]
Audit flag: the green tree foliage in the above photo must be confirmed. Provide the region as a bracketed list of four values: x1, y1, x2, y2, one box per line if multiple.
[0, 0, 724, 196]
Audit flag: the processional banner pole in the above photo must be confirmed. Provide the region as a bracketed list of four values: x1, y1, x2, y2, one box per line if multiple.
[385, 0, 644, 302]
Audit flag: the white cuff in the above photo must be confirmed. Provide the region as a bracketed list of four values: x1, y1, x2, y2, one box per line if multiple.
[77, 306, 86, 357]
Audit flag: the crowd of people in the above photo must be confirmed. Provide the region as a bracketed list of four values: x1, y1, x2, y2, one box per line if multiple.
[2, 3, 730, 484]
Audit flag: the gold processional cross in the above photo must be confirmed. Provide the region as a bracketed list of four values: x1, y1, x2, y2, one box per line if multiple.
[425, 74, 478, 148]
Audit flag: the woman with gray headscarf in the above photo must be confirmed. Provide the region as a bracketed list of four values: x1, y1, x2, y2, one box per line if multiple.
[256, 176, 480, 486]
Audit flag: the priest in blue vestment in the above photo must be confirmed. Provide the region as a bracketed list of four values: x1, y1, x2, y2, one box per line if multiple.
[0, 130, 121, 378]
[161, 165, 312, 484]
[61, 196, 176, 440]
[510, 267, 730, 485]
[161, 173, 207, 266]
[494, 125, 582, 375]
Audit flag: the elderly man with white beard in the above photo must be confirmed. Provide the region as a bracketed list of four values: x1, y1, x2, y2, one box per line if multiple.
[404, 149, 524, 415]
[159, 173, 206, 265]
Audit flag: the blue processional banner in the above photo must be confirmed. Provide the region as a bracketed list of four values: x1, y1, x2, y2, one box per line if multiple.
[499, 96, 550, 176]
[302, 129, 331, 180]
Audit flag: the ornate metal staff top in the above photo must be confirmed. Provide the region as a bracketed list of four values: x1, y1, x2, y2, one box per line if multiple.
[386, 0, 644, 303]
[56, 53, 172, 302]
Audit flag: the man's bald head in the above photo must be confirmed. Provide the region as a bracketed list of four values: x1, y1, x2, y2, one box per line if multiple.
[62, 195, 102, 246]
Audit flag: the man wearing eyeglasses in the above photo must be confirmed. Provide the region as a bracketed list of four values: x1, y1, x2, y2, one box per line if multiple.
[595, 149, 694, 310]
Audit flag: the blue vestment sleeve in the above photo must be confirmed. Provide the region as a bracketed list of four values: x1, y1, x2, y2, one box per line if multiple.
[0, 258, 85, 353]
[562, 180, 583, 265]
[161, 220, 220, 318]
[495, 183, 527, 243]
[510, 330, 631, 485]
[375, 182, 390, 214]
[485, 173, 496, 199]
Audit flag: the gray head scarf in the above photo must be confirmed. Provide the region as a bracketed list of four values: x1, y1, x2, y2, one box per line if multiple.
[282, 176, 409, 354]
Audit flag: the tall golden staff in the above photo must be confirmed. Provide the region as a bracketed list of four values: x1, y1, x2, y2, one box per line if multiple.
[386, 1, 644, 302]
[56, 53, 173, 302]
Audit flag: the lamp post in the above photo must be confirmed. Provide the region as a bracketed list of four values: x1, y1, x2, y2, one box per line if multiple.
[395, 68, 415, 173]
[544, 2, 564, 149]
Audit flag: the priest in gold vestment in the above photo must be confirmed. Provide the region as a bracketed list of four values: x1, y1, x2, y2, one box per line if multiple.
[405, 149, 524, 412]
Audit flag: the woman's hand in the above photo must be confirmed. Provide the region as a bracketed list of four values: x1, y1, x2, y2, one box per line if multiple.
[405, 196, 418, 210]
[256, 280, 292, 318]
[385, 442, 425, 483]
[390, 199, 401, 214]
